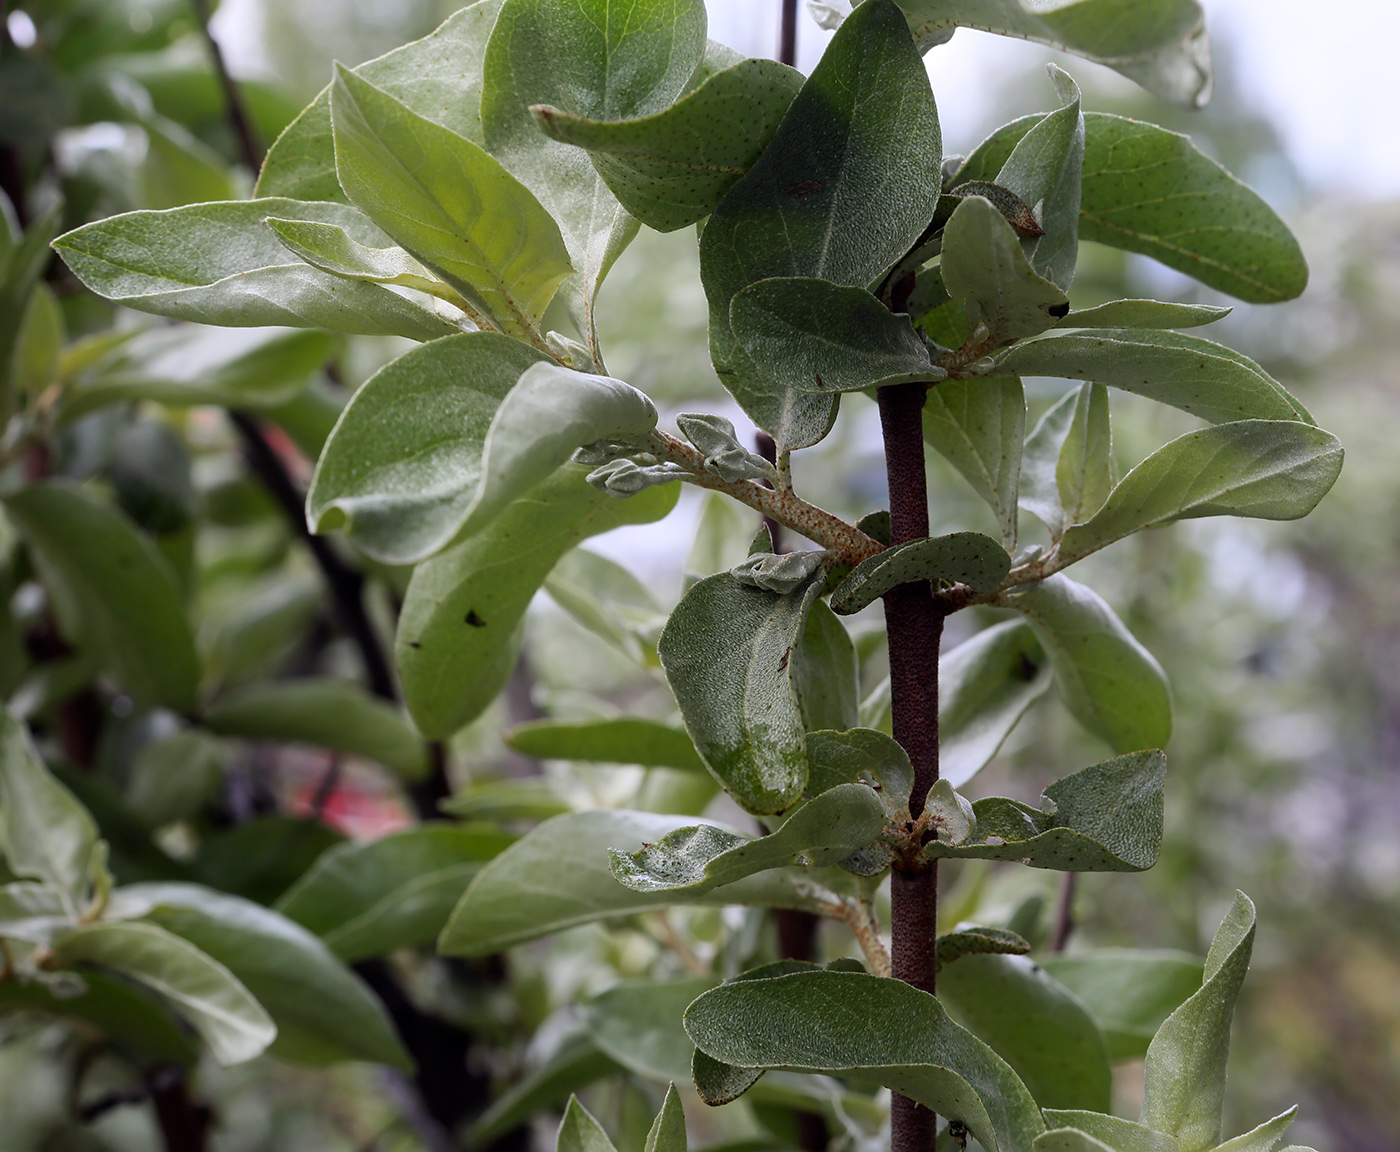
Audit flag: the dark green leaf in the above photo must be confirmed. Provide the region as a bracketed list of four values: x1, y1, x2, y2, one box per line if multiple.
[659, 568, 827, 814]
[330, 64, 573, 338]
[4, 482, 199, 713]
[698, 0, 940, 448]
[126, 730, 225, 829]
[398, 467, 677, 739]
[805, 728, 913, 819]
[1058, 421, 1344, 566]
[204, 678, 428, 779]
[275, 823, 513, 961]
[685, 969, 1044, 1152]
[1008, 575, 1171, 753]
[193, 816, 344, 907]
[438, 809, 829, 955]
[533, 57, 802, 232]
[610, 782, 887, 894]
[53, 200, 461, 340]
[923, 377, 1025, 550]
[924, 750, 1165, 872]
[935, 926, 1030, 973]
[830, 533, 1009, 615]
[939, 953, 1111, 1111]
[114, 883, 410, 1069]
[1041, 950, 1203, 1060]
[506, 717, 704, 772]
[729, 277, 940, 394]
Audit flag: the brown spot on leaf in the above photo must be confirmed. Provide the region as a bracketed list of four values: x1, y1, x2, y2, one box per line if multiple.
[786, 179, 824, 197]
[466, 610, 486, 627]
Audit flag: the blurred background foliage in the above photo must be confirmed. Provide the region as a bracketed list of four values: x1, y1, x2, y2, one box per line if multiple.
[0, 0, 1397, 1150]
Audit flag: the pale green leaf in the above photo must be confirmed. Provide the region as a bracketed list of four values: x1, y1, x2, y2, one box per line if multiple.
[0, 881, 69, 944]
[4, 482, 200, 713]
[1020, 388, 1079, 536]
[126, 730, 226, 829]
[53, 199, 461, 340]
[307, 332, 549, 565]
[1034, 1131, 1115, 1152]
[1008, 574, 1172, 753]
[1041, 1112, 1176, 1152]
[1041, 950, 1203, 1061]
[10, 281, 64, 398]
[330, 64, 573, 338]
[533, 57, 802, 232]
[940, 195, 1068, 346]
[729, 277, 940, 394]
[830, 532, 1009, 615]
[438, 780, 572, 823]
[276, 823, 512, 960]
[998, 330, 1311, 426]
[610, 782, 887, 894]
[583, 977, 715, 1083]
[685, 969, 1045, 1152]
[61, 324, 336, 424]
[1059, 299, 1229, 329]
[559, 1096, 619, 1152]
[256, 0, 506, 200]
[645, 1084, 687, 1152]
[203, 678, 428, 779]
[924, 750, 1164, 871]
[796, 599, 860, 733]
[957, 113, 1306, 303]
[544, 547, 667, 664]
[923, 376, 1025, 550]
[658, 567, 826, 814]
[54, 920, 275, 1066]
[895, 0, 1208, 108]
[935, 926, 1030, 973]
[397, 467, 677, 739]
[1058, 383, 1114, 528]
[1141, 892, 1256, 1152]
[1211, 1108, 1297, 1152]
[1058, 421, 1344, 566]
[263, 217, 459, 302]
[939, 953, 1111, 1111]
[438, 809, 829, 955]
[699, 0, 940, 448]
[939, 619, 1052, 788]
[112, 883, 410, 1069]
[0, 712, 100, 919]
[466, 1037, 621, 1147]
[805, 728, 913, 818]
[0, 203, 62, 407]
[506, 717, 704, 772]
[686, 491, 757, 584]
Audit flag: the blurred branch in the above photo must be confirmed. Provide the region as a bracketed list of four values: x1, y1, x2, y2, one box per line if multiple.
[188, 0, 263, 173]
[1050, 872, 1077, 953]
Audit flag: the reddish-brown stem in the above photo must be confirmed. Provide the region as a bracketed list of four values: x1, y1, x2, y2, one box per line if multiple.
[1051, 872, 1078, 953]
[879, 381, 944, 1152]
[779, 0, 799, 67]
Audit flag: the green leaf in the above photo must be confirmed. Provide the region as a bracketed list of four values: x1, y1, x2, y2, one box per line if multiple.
[330, 64, 573, 338]
[1213, 1110, 1298, 1152]
[1034, 1131, 1115, 1152]
[686, 491, 757, 584]
[4, 482, 200, 713]
[0, 203, 62, 410]
[61, 324, 336, 424]
[685, 969, 1045, 1152]
[1140, 891, 1256, 1152]
[646, 1084, 687, 1152]
[483, 0, 707, 349]
[924, 750, 1165, 871]
[1008, 575, 1171, 753]
[998, 330, 1311, 427]
[895, 0, 1208, 108]
[263, 217, 461, 302]
[583, 976, 715, 1083]
[560, 1096, 620, 1152]
[438, 780, 573, 823]
[113, 883, 410, 1069]
[544, 547, 667, 665]
[203, 678, 428, 779]
[804, 728, 913, 816]
[939, 620, 1052, 788]
[991, 64, 1083, 290]
[533, 57, 803, 232]
[310, 342, 657, 565]
[1041, 1113, 1176, 1152]
[729, 277, 940, 394]
[10, 281, 64, 399]
[0, 712, 101, 919]
[610, 783, 887, 894]
[830, 533, 1009, 616]
[53, 920, 275, 1066]
[658, 567, 827, 814]
[53, 199, 462, 340]
[192, 816, 343, 907]
[0, 880, 69, 944]
[506, 717, 704, 772]
[1041, 950, 1203, 1061]
[397, 467, 677, 739]
[1057, 421, 1344, 566]
[957, 113, 1306, 303]
[1059, 299, 1230, 329]
[126, 730, 226, 829]
[275, 823, 513, 961]
[438, 809, 829, 956]
[795, 600, 860, 733]
[940, 196, 1069, 347]
[698, 0, 941, 448]
[935, 926, 1030, 973]
[938, 953, 1111, 1111]
[1057, 383, 1114, 529]
[1019, 388, 1078, 535]
[256, 0, 506, 200]
[923, 377, 1025, 550]
[466, 1036, 621, 1146]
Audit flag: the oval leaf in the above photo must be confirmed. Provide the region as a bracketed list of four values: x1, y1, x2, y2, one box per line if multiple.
[1059, 299, 1230, 329]
[830, 532, 1010, 615]
[506, 717, 705, 772]
[923, 376, 1026, 551]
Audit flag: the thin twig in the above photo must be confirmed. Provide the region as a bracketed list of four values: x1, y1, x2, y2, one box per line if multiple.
[824, 897, 892, 977]
[189, 0, 262, 173]
[1050, 871, 1077, 953]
